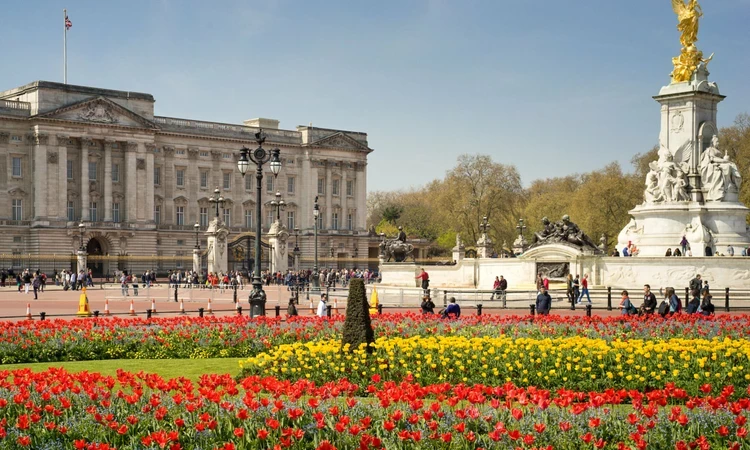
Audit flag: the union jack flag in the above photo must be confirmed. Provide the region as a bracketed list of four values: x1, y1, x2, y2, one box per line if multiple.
[65, 16, 72, 30]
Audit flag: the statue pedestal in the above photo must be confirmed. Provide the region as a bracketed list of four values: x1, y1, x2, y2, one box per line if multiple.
[452, 245, 465, 263]
[618, 202, 750, 257]
[268, 221, 289, 274]
[77, 250, 87, 273]
[206, 218, 229, 274]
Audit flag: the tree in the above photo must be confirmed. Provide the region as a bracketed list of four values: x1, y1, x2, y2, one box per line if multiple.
[720, 113, 750, 213]
[341, 279, 374, 354]
[430, 154, 524, 250]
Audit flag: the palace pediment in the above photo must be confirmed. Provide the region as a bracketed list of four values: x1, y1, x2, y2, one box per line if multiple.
[35, 96, 158, 129]
[310, 132, 372, 152]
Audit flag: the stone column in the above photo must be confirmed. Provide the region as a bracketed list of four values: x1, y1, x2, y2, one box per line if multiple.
[341, 166, 348, 229]
[325, 161, 332, 228]
[125, 142, 138, 222]
[80, 138, 91, 221]
[56, 135, 68, 221]
[32, 132, 49, 220]
[356, 162, 367, 230]
[77, 249, 88, 273]
[193, 248, 201, 274]
[103, 140, 114, 222]
[145, 144, 155, 223]
[206, 217, 229, 274]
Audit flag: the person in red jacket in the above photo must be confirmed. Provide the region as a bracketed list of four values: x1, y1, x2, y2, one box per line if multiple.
[415, 268, 429, 294]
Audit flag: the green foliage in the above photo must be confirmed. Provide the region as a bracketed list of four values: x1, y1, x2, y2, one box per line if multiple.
[375, 219, 399, 238]
[382, 205, 403, 224]
[341, 279, 374, 353]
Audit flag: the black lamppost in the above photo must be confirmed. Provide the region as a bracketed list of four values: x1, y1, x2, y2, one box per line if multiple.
[312, 196, 320, 292]
[194, 223, 200, 249]
[269, 191, 286, 222]
[480, 216, 490, 236]
[293, 227, 300, 268]
[237, 130, 281, 317]
[209, 187, 225, 219]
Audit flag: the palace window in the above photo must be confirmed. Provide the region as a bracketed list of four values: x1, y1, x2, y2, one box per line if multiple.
[175, 206, 184, 225]
[176, 169, 185, 187]
[154, 167, 161, 186]
[245, 210, 253, 228]
[245, 175, 252, 191]
[88, 161, 97, 181]
[112, 164, 120, 183]
[11, 199, 22, 221]
[200, 171, 209, 188]
[287, 176, 295, 194]
[89, 202, 98, 222]
[347, 213, 353, 230]
[199, 207, 208, 227]
[112, 202, 120, 223]
[317, 213, 324, 230]
[287, 211, 296, 230]
[346, 180, 354, 197]
[266, 176, 274, 193]
[223, 172, 231, 190]
[266, 209, 274, 227]
[223, 208, 231, 227]
[67, 201, 75, 222]
[12, 157, 21, 178]
[332, 212, 339, 230]
[154, 205, 161, 224]
[67, 160, 74, 180]
[317, 178, 325, 195]
[332, 179, 340, 196]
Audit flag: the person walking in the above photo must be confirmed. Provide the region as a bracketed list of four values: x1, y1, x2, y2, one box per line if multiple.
[572, 275, 581, 301]
[498, 275, 507, 302]
[689, 275, 702, 295]
[576, 274, 591, 305]
[680, 235, 689, 256]
[22, 270, 32, 295]
[120, 272, 129, 297]
[566, 274, 574, 304]
[536, 286, 552, 315]
[32, 272, 41, 300]
[667, 287, 682, 315]
[535, 273, 543, 293]
[700, 289, 715, 315]
[287, 297, 298, 317]
[317, 294, 328, 318]
[415, 268, 430, 295]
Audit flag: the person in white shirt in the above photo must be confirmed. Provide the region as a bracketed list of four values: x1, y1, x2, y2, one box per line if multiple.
[317, 294, 328, 317]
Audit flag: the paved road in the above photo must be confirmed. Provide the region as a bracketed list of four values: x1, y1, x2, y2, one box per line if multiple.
[0, 283, 742, 321]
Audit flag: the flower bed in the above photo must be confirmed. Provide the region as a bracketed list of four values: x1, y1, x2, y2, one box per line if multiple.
[0, 368, 748, 449]
[240, 335, 750, 396]
[2, 313, 750, 365]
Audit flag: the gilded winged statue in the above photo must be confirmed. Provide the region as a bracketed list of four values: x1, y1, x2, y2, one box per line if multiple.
[670, 0, 709, 83]
[672, 0, 702, 48]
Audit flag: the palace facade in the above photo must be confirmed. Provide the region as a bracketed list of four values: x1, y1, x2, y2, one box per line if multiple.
[0, 81, 375, 275]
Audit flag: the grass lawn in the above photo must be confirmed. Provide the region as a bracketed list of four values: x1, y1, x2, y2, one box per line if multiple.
[0, 358, 242, 381]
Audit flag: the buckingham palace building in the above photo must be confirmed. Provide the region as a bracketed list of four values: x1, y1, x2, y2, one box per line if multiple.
[0, 81, 376, 276]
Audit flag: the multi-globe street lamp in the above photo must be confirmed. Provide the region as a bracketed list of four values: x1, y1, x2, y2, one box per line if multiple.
[237, 130, 281, 317]
[269, 191, 286, 222]
[193, 223, 200, 249]
[209, 187, 225, 219]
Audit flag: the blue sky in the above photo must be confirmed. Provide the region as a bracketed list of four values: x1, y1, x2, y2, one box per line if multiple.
[2, 1, 749, 192]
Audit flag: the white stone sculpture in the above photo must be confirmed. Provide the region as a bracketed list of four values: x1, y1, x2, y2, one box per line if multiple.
[684, 217, 713, 257]
[699, 135, 742, 202]
[644, 144, 690, 204]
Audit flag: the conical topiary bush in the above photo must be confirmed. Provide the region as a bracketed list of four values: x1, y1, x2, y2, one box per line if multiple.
[341, 278, 375, 353]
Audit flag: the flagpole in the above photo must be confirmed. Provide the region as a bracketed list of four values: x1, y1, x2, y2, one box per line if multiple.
[63, 8, 68, 84]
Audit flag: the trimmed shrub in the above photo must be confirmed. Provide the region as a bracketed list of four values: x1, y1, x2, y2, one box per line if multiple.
[341, 278, 374, 353]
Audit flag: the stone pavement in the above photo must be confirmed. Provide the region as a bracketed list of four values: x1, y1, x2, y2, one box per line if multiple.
[0, 283, 742, 322]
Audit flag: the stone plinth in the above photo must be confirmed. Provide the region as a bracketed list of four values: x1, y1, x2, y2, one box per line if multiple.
[619, 202, 750, 257]
[76, 250, 87, 273]
[267, 221, 289, 273]
[206, 218, 229, 275]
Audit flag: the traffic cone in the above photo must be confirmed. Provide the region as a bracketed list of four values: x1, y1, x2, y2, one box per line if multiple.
[104, 299, 111, 316]
[179, 298, 186, 315]
[150, 298, 157, 315]
[206, 298, 214, 315]
[129, 299, 136, 316]
[25, 303, 32, 320]
[333, 297, 339, 315]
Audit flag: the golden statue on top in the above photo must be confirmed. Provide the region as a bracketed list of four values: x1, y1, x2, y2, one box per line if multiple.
[670, 0, 712, 83]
